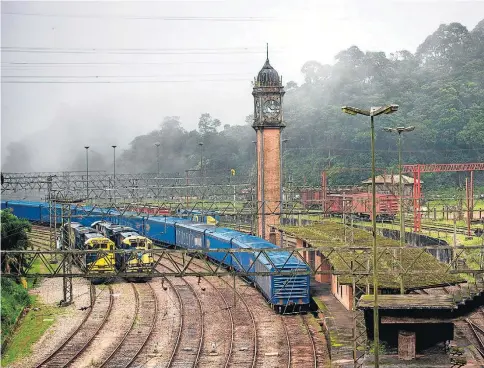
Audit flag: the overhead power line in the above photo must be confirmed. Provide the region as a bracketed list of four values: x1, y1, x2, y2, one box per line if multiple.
[1, 46, 280, 55]
[2, 11, 276, 22]
[1, 78, 251, 84]
[2, 73, 252, 78]
[1, 61, 252, 66]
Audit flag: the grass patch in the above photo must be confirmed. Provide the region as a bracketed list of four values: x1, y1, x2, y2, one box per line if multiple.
[1, 279, 30, 348]
[1, 296, 61, 367]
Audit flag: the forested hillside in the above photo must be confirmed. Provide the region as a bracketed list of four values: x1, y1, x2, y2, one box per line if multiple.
[115, 20, 484, 189]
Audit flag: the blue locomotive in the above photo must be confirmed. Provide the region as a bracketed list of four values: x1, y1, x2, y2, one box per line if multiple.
[1, 200, 311, 312]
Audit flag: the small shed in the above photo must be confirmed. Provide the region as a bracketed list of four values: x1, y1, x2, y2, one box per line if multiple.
[361, 174, 419, 198]
[357, 294, 457, 354]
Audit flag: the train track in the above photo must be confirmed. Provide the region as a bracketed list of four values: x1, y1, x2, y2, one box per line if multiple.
[99, 282, 158, 368]
[281, 313, 318, 368]
[464, 308, 484, 359]
[161, 253, 258, 368]
[34, 284, 113, 368]
[213, 274, 258, 367]
[157, 263, 204, 368]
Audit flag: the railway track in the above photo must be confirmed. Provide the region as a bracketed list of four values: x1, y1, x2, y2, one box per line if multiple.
[99, 282, 158, 368]
[158, 264, 204, 368]
[281, 313, 318, 368]
[34, 284, 113, 368]
[464, 308, 484, 359]
[161, 253, 258, 368]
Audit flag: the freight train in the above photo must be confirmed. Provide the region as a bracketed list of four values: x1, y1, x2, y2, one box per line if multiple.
[1, 200, 311, 313]
[300, 188, 399, 222]
[91, 221, 154, 281]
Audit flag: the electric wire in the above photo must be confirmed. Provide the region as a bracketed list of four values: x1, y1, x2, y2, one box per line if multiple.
[2, 11, 277, 22]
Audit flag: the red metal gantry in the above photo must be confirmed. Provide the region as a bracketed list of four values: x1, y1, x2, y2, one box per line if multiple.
[402, 163, 484, 233]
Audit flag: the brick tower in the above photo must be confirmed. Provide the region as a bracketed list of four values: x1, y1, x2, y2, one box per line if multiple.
[252, 46, 285, 240]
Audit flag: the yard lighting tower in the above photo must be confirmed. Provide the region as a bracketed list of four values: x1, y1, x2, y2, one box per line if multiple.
[342, 104, 399, 367]
[112, 145, 117, 203]
[84, 146, 90, 201]
[154, 142, 160, 175]
[382, 127, 415, 245]
[198, 142, 204, 180]
[112, 145, 117, 180]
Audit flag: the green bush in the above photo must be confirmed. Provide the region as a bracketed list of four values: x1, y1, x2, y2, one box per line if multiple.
[1, 278, 31, 347]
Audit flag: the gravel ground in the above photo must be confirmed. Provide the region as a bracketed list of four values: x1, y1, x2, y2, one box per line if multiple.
[10, 277, 91, 368]
[70, 281, 136, 368]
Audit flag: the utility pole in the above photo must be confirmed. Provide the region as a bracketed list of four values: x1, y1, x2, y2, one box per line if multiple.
[382, 125, 415, 294]
[342, 104, 399, 368]
[84, 146, 90, 201]
[155, 142, 161, 175]
[112, 145, 117, 203]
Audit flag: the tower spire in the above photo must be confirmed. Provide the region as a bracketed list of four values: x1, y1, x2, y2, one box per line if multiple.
[266, 43, 269, 61]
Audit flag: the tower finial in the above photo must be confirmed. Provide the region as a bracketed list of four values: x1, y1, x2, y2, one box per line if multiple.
[266, 43, 269, 61]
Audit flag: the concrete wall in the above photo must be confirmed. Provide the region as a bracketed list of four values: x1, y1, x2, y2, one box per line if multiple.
[331, 275, 353, 310]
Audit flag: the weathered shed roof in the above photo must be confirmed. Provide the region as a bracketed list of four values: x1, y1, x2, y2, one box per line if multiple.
[361, 174, 421, 185]
[357, 294, 456, 310]
[278, 222, 463, 290]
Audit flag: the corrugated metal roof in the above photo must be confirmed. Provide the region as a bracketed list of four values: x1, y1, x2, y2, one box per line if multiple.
[361, 174, 422, 184]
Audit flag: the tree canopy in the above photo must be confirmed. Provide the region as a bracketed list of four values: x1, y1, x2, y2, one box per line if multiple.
[109, 20, 484, 189]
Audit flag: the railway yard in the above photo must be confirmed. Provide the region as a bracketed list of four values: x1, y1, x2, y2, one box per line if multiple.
[3, 219, 483, 367]
[7, 225, 329, 368]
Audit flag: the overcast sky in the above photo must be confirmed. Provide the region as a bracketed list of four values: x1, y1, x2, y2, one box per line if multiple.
[2, 0, 484, 169]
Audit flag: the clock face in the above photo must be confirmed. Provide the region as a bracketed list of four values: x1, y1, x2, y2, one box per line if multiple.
[263, 99, 281, 118]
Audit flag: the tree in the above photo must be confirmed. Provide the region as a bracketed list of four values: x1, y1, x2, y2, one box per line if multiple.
[1, 210, 31, 251]
[198, 113, 221, 135]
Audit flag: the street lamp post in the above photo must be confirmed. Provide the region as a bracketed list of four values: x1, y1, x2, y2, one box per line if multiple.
[155, 143, 160, 175]
[198, 142, 204, 181]
[112, 145, 117, 203]
[382, 128, 415, 243]
[112, 145, 117, 180]
[383, 126, 414, 295]
[342, 104, 398, 367]
[84, 146, 90, 201]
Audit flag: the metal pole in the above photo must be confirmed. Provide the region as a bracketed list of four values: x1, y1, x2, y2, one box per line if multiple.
[112, 145, 117, 180]
[370, 115, 379, 366]
[155, 143, 160, 175]
[112, 145, 117, 203]
[398, 133, 404, 294]
[84, 146, 89, 201]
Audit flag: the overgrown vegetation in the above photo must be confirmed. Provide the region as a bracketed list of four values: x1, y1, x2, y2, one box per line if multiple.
[280, 222, 464, 289]
[1, 210, 33, 356]
[1, 296, 59, 367]
[1, 278, 31, 348]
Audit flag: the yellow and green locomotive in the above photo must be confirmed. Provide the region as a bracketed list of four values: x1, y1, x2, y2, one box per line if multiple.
[91, 221, 154, 281]
[61, 222, 116, 283]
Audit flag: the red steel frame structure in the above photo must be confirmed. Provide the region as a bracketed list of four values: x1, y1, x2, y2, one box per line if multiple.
[402, 163, 484, 233]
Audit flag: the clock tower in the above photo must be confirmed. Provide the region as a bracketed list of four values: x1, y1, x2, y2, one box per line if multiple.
[252, 46, 285, 240]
